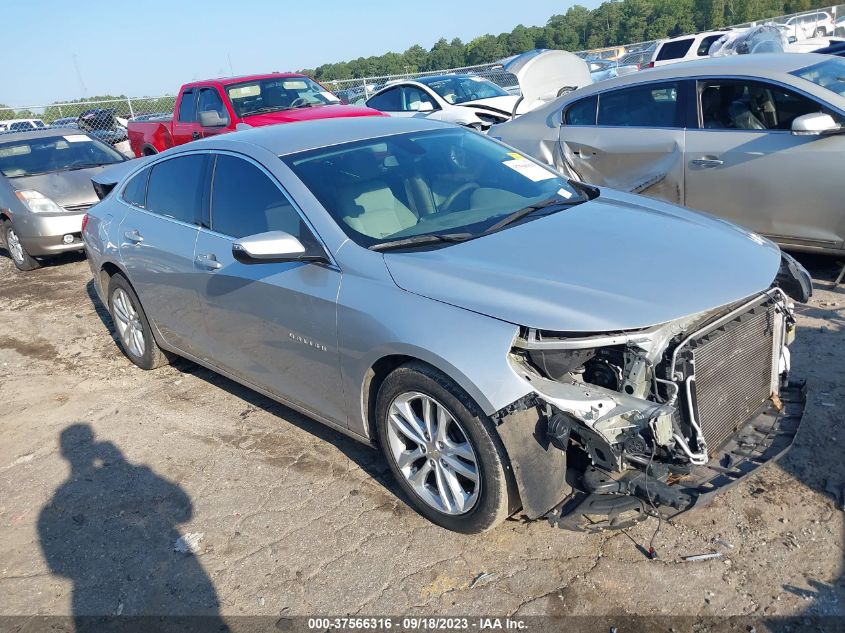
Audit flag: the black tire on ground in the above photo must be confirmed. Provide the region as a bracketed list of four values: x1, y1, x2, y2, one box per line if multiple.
[375, 361, 519, 533]
[815, 27, 826, 37]
[106, 272, 167, 370]
[2, 219, 41, 271]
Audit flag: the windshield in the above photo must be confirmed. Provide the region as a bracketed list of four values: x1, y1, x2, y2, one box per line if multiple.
[419, 76, 509, 104]
[283, 128, 585, 248]
[0, 134, 124, 177]
[226, 77, 341, 117]
[792, 58, 845, 98]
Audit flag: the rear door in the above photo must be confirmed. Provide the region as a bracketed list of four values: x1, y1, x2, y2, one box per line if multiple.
[685, 77, 845, 251]
[171, 89, 201, 146]
[559, 80, 688, 204]
[118, 153, 210, 355]
[192, 153, 346, 426]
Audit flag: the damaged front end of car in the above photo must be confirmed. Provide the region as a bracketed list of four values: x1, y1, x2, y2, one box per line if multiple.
[495, 256, 809, 532]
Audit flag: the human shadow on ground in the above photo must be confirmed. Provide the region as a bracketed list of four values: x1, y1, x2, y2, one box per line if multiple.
[38, 423, 229, 632]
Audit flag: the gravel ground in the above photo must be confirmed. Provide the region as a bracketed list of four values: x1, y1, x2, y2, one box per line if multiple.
[0, 249, 844, 625]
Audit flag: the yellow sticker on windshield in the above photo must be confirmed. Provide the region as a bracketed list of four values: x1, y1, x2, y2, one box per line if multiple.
[506, 152, 524, 160]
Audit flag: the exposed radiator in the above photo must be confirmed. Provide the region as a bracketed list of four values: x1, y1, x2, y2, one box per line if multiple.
[685, 298, 779, 451]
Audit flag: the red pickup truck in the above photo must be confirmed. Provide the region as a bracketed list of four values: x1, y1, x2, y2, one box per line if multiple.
[128, 73, 381, 157]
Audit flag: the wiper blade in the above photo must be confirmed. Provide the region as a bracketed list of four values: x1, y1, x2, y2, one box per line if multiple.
[370, 232, 473, 252]
[479, 196, 582, 237]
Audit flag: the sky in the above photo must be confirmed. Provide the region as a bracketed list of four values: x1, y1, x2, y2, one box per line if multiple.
[2, 0, 602, 108]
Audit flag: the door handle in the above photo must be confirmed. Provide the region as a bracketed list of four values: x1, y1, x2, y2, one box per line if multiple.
[195, 253, 222, 270]
[123, 229, 143, 243]
[192, 131, 201, 140]
[689, 158, 724, 168]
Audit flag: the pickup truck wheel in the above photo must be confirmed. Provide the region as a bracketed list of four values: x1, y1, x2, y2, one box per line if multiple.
[3, 220, 41, 271]
[375, 362, 517, 533]
[107, 273, 166, 370]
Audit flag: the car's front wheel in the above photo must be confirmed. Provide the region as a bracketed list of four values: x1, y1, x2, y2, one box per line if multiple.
[107, 273, 167, 370]
[2, 221, 41, 271]
[375, 362, 517, 532]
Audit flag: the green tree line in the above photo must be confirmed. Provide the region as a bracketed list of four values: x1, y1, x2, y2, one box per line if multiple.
[305, 0, 836, 82]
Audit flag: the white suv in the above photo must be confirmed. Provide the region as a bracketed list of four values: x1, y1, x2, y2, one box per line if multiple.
[648, 30, 735, 67]
[0, 118, 47, 133]
[776, 11, 835, 40]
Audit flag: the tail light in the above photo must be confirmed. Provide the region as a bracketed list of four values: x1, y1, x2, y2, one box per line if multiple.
[646, 61, 655, 68]
[636, 63, 642, 70]
[81, 213, 89, 233]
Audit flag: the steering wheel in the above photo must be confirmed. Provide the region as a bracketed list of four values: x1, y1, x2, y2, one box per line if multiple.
[441, 183, 479, 213]
[290, 97, 310, 108]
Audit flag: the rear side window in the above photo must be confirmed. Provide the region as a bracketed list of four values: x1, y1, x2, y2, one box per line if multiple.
[122, 168, 149, 207]
[367, 87, 402, 111]
[656, 39, 693, 61]
[697, 34, 723, 56]
[146, 155, 208, 224]
[564, 95, 598, 125]
[211, 154, 304, 240]
[178, 90, 196, 122]
[598, 82, 682, 128]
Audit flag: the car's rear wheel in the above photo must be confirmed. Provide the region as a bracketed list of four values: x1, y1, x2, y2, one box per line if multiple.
[107, 273, 166, 370]
[375, 362, 517, 533]
[3, 221, 41, 271]
[814, 27, 826, 37]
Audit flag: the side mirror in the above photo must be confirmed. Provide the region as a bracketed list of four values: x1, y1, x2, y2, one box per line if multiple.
[198, 110, 230, 128]
[791, 112, 841, 135]
[232, 231, 327, 265]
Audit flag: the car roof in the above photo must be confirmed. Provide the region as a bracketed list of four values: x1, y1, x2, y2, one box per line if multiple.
[416, 74, 470, 84]
[182, 72, 308, 89]
[0, 127, 90, 142]
[187, 116, 449, 156]
[659, 28, 735, 43]
[566, 53, 833, 95]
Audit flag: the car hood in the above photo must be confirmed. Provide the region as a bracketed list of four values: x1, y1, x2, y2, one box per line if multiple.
[459, 95, 521, 116]
[242, 104, 383, 126]
[383, 190, 782, 332]
[9, 164, 116, 209]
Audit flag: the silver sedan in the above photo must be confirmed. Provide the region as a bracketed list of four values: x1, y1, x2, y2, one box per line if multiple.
[84, 117, 809, 533]
[492, 53, 845, 256]
[0, 128, 127, 271]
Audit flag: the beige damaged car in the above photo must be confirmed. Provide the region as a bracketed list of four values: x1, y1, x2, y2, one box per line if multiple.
[491, 53, 845, 256]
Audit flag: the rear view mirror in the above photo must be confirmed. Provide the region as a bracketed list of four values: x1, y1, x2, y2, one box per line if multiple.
[198, 110, 230, 128]
[791, 112, 841, 135]
[232, 231, 327, 265]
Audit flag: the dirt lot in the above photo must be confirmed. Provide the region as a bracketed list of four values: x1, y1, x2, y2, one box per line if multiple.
[1, 249, 844, 625]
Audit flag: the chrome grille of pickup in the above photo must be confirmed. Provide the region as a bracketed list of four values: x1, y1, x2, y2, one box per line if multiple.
[63, 203, 91, 213]
[688, 300, 777, 451]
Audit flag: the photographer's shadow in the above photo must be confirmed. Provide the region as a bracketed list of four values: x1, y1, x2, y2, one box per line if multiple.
[38, 424, 228, 631]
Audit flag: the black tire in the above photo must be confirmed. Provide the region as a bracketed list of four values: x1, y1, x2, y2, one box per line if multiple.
[106, 273, 167, 370]
[814, 27, 826, 37]
[3, 220, 41, 271]
[375, 362, 518, 533]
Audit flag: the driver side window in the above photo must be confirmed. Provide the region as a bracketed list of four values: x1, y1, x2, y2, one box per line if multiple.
[698, 79, 827, 131]
[400, 87, 437, 112]
[198, 88, 227, 119]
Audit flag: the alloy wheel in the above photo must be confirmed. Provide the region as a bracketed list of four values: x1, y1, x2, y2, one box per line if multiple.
[111, 288, 146, 358]
[6, 228, 24, 264]
[386, 391, 480, 515]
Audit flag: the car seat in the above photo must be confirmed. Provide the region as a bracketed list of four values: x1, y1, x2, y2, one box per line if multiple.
[728, 101, 766, 130]
[701, 87, 728, 128]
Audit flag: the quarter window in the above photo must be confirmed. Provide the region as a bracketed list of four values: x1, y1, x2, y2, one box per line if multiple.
[178, 90, 197, 122]
[145, 155, 208, 224]
[564, 95, 598, 125]
[122, 168, 149, 208]
[210, 155, 305, 240]
[597, 82, 682, 128]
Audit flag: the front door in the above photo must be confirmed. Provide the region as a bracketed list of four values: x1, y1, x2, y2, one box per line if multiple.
[171, 89, 202, 146]
[685, 78, 845, 251]
[192, 153, 346, 426]
[118, 154, 210, 355]
[558, 80, 688, 204]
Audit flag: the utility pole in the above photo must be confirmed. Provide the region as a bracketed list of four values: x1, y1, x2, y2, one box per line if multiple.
[72, 53, 87, 98]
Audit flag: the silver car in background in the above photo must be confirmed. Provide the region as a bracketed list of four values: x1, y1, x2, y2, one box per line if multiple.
[84, 117, 809, 533]
[0, 128, 127, 271]
[492, 53, 845, 256]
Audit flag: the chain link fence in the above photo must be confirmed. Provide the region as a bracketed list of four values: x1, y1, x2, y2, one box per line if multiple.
[1, 3, 842, 157]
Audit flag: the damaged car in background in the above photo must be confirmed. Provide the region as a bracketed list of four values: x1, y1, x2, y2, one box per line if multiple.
[84, 117, 809, 533]
[491, 53, 845, 256]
